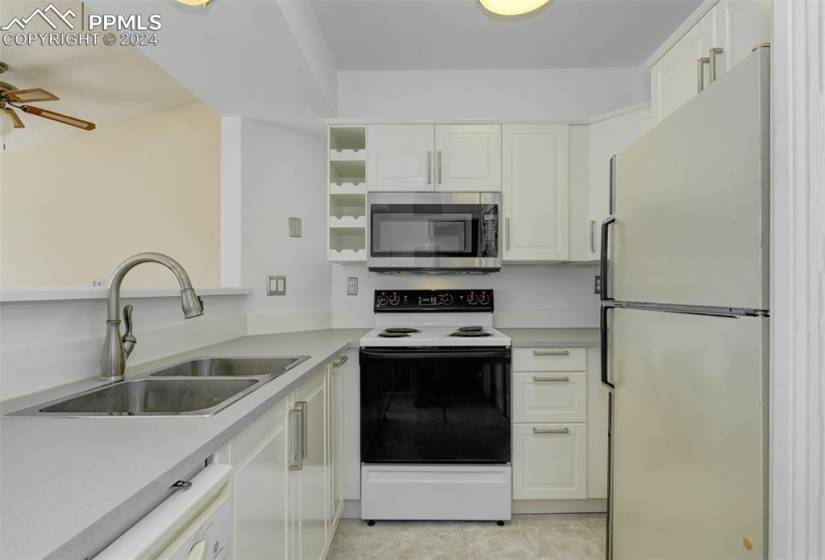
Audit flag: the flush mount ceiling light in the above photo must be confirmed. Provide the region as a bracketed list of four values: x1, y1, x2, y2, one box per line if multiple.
[176, 0, 211, 6]
[478, 0, 551, 16]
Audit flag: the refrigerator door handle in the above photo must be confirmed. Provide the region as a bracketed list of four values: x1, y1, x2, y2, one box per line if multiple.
[600, 303, 615, 389]
[600, 216, 616, 302]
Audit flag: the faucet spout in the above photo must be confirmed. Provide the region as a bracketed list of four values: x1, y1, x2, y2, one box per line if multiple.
[100, 253, 204, 382]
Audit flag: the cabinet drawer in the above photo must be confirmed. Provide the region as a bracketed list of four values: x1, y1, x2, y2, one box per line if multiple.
[512, 371, 587, 423]
[513, 348, 586, 371]
[512, 423, 587, 500]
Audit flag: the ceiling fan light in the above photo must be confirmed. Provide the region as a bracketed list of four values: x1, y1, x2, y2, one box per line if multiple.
[176, 0, 211, 5]
[479, 0, 551, 16]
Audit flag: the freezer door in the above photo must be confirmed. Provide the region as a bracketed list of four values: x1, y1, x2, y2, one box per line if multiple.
[610, 49, 769, 310]
[607, 307, 767, 559]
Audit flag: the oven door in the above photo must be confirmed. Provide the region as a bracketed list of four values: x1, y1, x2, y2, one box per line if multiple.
[360, 346, 511, 464]
[368, 192, 501, 271]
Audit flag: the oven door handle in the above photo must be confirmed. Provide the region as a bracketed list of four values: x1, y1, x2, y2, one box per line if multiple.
[360, 348, 511, 360]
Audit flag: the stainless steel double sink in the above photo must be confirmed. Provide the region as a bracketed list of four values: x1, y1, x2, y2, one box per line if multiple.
[12, 356, 309, 417]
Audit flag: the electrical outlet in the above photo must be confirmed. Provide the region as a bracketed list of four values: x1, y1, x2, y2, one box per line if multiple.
[288, 217, 302, 238]
[594, 275, 601, 295]
[346, 277, 359, 296]
[267, 275, 287, 296]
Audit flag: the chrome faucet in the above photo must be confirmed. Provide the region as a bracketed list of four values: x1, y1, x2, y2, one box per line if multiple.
[100, 253, 204, 382]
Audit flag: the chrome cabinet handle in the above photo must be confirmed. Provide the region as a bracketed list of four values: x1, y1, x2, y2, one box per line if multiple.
[532, 350, 570, 357]
[295, 401, 308, 459]
[533, 427, 570, 434]
[288, 408, 303, 471]
[505, 217, 511, 250]
[333, 354, 349, 368]
[437, 150, 443, 184]
[532, 375, 570, 382]
[427, 151, 432, 184]
[708, 48, 723, 83]
[697, 56, 710, 92]
[589, 220, 597, 253]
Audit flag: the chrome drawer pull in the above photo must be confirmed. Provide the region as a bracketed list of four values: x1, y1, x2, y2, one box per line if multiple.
[532, 427, 570, 434]
[532, 375, 570, 383]
[333, 355, 349, 368]
[532, 350, 570, 357]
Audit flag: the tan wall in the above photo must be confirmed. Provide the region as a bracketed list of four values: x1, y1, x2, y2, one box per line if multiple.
[0, 102, 220, 288]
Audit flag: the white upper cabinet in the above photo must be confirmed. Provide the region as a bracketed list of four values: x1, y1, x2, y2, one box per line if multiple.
[649, 0, 770, 126]
[434, 124, 502, 192]
[502, 124, 569, 262]
[367, 124, 435, 191]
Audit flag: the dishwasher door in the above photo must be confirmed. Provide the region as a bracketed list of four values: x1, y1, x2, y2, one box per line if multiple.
[96, 464, 233, 560]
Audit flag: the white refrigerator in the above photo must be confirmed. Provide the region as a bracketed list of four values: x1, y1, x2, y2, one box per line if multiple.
[601, 47, 770, 559]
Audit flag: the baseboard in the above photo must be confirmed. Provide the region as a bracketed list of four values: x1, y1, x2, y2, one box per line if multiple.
[341, 498, 606, 518]
[512, 499, 607, 514]
[245, 310, 332, 335]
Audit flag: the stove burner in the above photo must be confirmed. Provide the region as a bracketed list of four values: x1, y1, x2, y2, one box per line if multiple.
[379, 332, 410, 338]
[383, 327, 421, 334]
[450, 330, 492, 338]
[458, 326, 485, 332]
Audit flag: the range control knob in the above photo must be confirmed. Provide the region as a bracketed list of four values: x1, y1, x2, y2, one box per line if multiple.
[376, 293, 388, 307]
[388, 293, 401, 306]
[467, 292, 478, 305]
[439, 293, 454, 306]
[479, 292, 491, 305]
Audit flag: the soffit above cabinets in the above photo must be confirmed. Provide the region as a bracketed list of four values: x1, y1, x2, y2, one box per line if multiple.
[311, 0, 703, 71]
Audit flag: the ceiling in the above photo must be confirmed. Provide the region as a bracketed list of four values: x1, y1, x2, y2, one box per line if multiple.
[311, 0, 702, 70]
[0, 0, 196, 150]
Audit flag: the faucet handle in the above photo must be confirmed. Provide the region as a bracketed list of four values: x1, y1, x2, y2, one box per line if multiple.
[122, 304, 137, 357]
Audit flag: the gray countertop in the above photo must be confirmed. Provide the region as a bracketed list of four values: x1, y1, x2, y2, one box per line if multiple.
[0, 329, 367, 560]
[501, 328, 600, 348]
[0, 326, 598, 559]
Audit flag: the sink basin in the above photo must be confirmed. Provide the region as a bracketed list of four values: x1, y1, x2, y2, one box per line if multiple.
[28, 378, 260, 416]
[147, 356, 309, 379]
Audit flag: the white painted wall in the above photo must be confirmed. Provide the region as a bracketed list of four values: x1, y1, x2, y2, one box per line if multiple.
[239, 119, 333, 334]
[338, 67, 649, 121]
[0, 294, 247, 402]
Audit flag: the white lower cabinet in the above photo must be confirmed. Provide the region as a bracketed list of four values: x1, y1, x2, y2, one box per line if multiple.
[513, 423, 588, 500]
[219, 350, 349, 560]
[511, 347, 608, 505]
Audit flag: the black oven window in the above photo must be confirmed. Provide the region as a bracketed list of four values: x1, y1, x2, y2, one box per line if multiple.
[360, 350, 511, 464]
[370, 204, 481, 257]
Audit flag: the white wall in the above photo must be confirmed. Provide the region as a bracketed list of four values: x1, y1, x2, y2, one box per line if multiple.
[0, 294, 247, 402]
[239, 119, 333, 334]
[338, 67, 649, 121]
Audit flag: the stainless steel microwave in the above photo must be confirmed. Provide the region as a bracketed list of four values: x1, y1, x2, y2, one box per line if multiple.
[367, 192, 501, 272]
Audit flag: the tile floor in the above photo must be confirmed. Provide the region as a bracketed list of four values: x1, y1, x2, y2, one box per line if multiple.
[328, 514, 606, 560]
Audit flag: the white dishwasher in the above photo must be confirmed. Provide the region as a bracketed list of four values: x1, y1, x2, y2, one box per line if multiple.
[96, 464, 232, 560]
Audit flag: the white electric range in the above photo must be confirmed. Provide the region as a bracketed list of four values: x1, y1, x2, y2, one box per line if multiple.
[359, 290, 512, 524]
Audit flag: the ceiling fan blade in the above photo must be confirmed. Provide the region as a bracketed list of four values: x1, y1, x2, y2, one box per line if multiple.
[20, 105, 95, 131]
[5, 88, 59, 103]
[4, 107, 24, 128]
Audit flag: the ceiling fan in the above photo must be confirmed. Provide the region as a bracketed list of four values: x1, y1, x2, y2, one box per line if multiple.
[0, 61, 96, 137]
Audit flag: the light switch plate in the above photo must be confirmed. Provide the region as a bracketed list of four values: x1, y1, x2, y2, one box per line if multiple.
[267, 275, 287, 296]
[288, 217, 302, 238]
[346, 277, 358, 296]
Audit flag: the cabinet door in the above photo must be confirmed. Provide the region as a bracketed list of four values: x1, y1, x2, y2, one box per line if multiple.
[327, 352, 349, 530]
[294, 369, 327, 560]
[340, 350, 361, 501]
[502, 124, 569, 262]
[650, 10, 715, 124]
[715, 0, 770, 77]
[513, 371, 588, 424]
[230, 402, 289, 560]
[577, 107, 650, 261]
[513, 423, 587, 500]
[586, 348, 609, 499]
[434, 124, 501, 192]
[367, 124, 434, 191]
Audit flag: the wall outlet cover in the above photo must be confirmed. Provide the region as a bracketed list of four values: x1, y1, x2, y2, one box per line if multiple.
[594, 275, 601, 295]
[346, 277, 359, 296]
[288, 217, 302, 238]
[267, 275, 287, 296]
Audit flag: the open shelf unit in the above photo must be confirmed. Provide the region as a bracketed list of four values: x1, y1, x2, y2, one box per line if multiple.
[328, 125, 367, 262]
